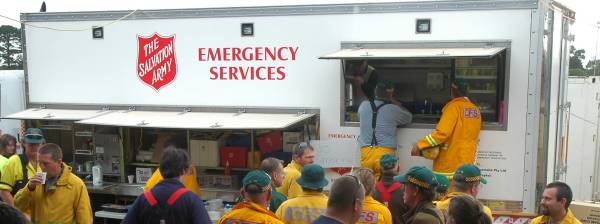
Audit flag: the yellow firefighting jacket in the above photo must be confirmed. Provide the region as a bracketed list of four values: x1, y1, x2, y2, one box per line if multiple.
[435, 192, 492, 221]
[417, 97, 482, 173]
[144, 165, 202, 196]
[277, 160, 303, 199]
[219, 201, 284, 224]
[358, 196, 393, 224]
[14, 164, 92, 224]
[275, 191, 328, 224]
[531, 209, 582, 224]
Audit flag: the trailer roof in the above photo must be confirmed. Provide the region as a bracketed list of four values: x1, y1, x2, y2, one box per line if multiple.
[21, 0, 541, 22]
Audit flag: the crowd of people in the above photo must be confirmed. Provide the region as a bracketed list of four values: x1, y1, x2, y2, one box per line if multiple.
[0, 131, 583, 224]
[0, 63, 582, 224]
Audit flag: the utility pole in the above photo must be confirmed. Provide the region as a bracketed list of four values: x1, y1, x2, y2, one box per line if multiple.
[594, 21, 600, 76]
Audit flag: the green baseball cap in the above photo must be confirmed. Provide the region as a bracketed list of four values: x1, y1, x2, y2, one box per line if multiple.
[435, 174, 450, 193]
[296, 164, 329, 190]
[454, 164, 487, 184]
[243, 170, 272, 193]
[24, 128, 44, 144]
[380, 154, 398, 170]
[394, 166, 437, 189]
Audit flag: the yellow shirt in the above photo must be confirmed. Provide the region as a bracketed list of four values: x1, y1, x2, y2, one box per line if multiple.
[276, 191, 328, 224]
[0, 154, 41, 192]
[435, 192, 492, 221]
[219, 201, 284, 224]
[14, 164, 92, 224]
[531, 209, 582, 224]
[144, 165, 201, 196]
[277, 160, 303, 199]
[358, 196, 393, 224]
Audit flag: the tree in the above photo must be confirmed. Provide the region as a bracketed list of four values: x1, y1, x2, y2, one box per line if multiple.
[569, 46, 588, 76]
[586, 59, 600, 76]
[0, 25, 22, 70]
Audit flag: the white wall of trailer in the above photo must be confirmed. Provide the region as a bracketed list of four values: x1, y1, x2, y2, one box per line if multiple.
[22, 4, 551, 209]
[0, 70, 25, 138]
[565, 77, 600, 201]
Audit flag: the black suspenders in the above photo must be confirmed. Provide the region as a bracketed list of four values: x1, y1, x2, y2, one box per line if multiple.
[369, 100, 389, 146]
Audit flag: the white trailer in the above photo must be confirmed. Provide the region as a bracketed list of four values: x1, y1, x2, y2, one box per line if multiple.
[0, 70, 25, 138]
[565, 76, 600, 201]
[7, 0, 575, 215]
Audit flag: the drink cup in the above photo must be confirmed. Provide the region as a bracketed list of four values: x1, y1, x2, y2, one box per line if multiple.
[37, 172, 47, 185]
[127, 175, 134, 184]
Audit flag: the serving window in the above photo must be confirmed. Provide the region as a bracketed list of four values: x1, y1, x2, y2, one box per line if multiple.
[322, 42, 509, 129]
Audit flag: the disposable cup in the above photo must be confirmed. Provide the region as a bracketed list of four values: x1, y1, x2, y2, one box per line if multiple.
[127, 175, 134, 184]
[38, 172, 47, 185]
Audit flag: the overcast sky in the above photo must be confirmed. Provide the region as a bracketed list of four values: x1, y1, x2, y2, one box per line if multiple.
[1, 0, 599, 63]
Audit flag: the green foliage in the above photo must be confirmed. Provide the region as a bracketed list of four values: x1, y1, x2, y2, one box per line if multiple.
[0, 25, 23, 70]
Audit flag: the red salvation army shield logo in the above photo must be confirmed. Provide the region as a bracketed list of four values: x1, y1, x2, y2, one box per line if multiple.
[137, 33, 177, 91]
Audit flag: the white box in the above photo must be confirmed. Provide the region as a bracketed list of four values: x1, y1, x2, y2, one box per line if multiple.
[190, 140, 220, 167]
[135, 167, 152, 184]
[283, 132, 304, 152]
[570, 201, 600, 224]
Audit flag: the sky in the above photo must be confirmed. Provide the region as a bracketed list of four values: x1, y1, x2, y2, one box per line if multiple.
[0, 0, 599, 64]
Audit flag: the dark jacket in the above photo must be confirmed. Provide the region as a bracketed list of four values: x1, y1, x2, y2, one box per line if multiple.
[123, 178, 211, 224]
[403, 201, 445, 224]
[373, 174, 408, 224]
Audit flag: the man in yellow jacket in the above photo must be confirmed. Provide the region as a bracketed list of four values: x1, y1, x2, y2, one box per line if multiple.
[15, 143, 92, 224]
[411, 81, 481, 175]
[277, 142, 315, 199]
[276, 164, 329, 224]
[531, 182, 581, 224]
[353, 168, 393, 224]
[144, 164, 201, 196]
[435, 164, 492, 221]
[219, 170, 283, 224]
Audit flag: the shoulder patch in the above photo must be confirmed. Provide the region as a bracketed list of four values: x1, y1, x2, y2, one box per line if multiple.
[463, 108, 480, 118]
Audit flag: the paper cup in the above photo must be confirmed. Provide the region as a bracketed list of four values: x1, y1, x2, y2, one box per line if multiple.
[127, 175, 135, 184]
[38, 172, 47, 185]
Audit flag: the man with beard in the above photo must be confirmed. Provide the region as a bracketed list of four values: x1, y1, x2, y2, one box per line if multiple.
[532, 182, 581, 224]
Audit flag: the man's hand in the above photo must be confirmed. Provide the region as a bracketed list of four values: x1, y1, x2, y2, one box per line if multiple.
[410, 144, 421, 157]
[27, 174, 43, 191]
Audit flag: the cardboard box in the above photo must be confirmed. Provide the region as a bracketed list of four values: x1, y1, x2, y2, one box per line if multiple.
[570, 201, 600, 224]
[283, 132, 304, 152]
[190, 140, 220, 167]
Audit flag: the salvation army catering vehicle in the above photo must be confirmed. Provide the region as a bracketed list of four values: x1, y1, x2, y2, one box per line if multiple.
[6, 0, 574, 218]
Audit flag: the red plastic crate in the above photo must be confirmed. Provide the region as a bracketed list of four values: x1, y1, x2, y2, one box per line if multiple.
[220, 147, 247, 168]
[256, 131, 283, 154]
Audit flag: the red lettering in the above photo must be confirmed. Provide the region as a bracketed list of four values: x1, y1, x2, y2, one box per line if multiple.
[242, 47, 253, 61]
[198, 48, 206, 61]
[222, 48, 231, 61]
[276, 67, 285, 80]
[239, 66, 249, 80]
[254, 47, 263, 61]
[209, 67, 218, 80]
[267, 67, 276, 80]
[232, 48, 242, 61]
[277, 47, 287, 61]
[264, 47, 276, 61]
[289, 47, 299, 60]
[228, 67, 239, 80]
[208, 48, 222, 61]
[256, 67, 266, 80]
[219, 67, 228, 80]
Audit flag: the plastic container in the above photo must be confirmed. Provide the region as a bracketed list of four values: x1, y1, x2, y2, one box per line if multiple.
[92, 164, 103, 186]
